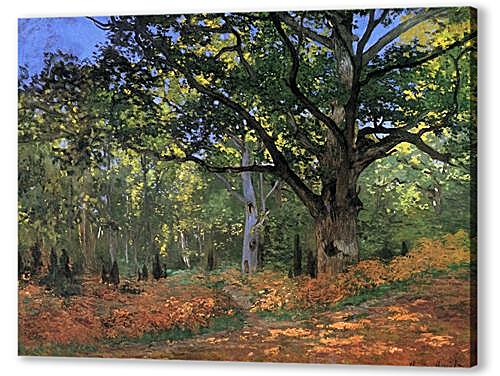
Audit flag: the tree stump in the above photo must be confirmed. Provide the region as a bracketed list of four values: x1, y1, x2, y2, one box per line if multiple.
[162, 263, 168, 278]
[293, 234, 302, 277]
[30, 243, 42, 275]
[207, 245, 214, 272]
[109, 260, 120, 286]
[102, 264, 110, 284]
[48, 248, 58, 282]
[141, 264, 148, 281]
[401, 240, 410, 256]
[377, 242, 394, 261]
[18, 252, 25, 280]
[152, 253, 162, 280]
[59, 248, 73, 282]
[307, 249, 317, 278]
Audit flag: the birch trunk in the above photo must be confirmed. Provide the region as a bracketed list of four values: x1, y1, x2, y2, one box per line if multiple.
[241, 146, 259, 274]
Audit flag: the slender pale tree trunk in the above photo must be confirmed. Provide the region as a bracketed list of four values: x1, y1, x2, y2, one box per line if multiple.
[79, 200, 89, 270]
[215, 139, 279, 274]
[108, 229, 116, 264]
[257, 173, 266, 268]
[124, 234, 129, 264]
[179, 231, 190, 269]
[88, 225, 97, 271]
[125, 196, 130, 264]
[241, 146, 259, 274]
[133, 240, 139, 270]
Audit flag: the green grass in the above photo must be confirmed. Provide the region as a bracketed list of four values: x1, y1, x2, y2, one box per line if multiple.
[416, 262, 471, 282]
[448, 262, 473, 280]
[205, 279, 226, 290]
[332, 279, 411, 311]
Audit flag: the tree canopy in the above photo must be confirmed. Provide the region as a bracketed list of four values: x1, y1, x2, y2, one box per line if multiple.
[18, 7, 476, 277]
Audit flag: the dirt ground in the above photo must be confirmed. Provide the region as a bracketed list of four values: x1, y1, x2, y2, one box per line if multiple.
[50, 271, 475, 367]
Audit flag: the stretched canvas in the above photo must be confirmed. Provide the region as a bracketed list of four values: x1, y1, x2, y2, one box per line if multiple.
[18, 7, 477, 367]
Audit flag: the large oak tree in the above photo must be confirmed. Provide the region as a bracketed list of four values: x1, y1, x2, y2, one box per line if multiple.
[84, 8, 476, 276]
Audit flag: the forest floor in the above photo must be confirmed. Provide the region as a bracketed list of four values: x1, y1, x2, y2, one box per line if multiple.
[18, 233, 476, 367]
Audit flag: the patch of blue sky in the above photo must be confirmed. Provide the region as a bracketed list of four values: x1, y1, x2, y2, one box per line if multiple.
[18, 10, 409, 80]
[353, 10, 403, 54]
[18, 16, 107, 75]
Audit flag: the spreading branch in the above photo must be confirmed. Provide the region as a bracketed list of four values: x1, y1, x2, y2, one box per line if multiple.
[356, 9, 389, 57]
[122, 24, 324, 216]
[86, 17, 113, 30]
[354, 129, 451, 170]
[270, 14, 347, 150]
[265, 179, 281, 201]
[362, 31, 477, 85]
[126, 143, 276, 174]
[415, 45, 474, 136]
[356, 112, 427, 141]
[362, 7, 448, 65]
[214, 24, 256, 79]
[214, 173, 246, 203]
[276, 13, 335, 50]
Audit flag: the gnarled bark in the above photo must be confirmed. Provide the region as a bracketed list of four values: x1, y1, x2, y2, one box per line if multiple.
[315, 209, 359, 276]
[314, 157, 362, 277]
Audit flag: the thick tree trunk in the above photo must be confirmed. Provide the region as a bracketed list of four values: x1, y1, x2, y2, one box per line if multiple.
[315, 208, 359, 277]
[313, 103, 362, 277]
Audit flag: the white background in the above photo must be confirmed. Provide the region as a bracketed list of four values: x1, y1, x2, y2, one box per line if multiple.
[1, 0, 496, 374]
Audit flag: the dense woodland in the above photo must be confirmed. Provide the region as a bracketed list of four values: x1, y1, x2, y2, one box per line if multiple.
[18, 8, 476, 364]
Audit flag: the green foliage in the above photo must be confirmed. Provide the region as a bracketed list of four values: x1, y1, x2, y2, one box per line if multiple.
[358, 150, 471, 259]
[18, 9, 476, 276]
[264, 190, 314, 270]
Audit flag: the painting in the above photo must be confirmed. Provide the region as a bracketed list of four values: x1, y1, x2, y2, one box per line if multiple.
[18, 7, 477, 367]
